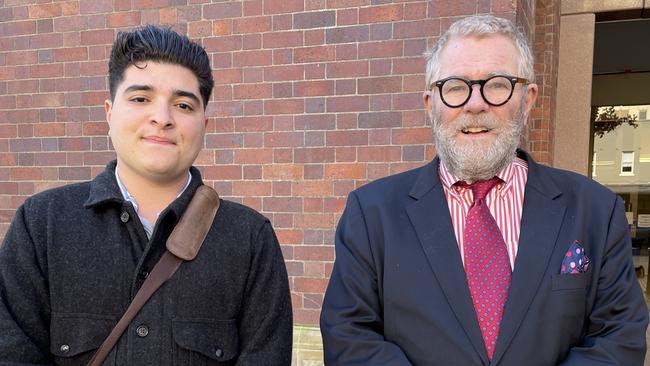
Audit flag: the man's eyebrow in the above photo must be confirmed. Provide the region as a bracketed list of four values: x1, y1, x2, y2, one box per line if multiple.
[123, 84, 153, 93]
[174, 89, 201, 106]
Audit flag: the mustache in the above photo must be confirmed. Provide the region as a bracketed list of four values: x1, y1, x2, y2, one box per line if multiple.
[449, 114, 501, 131]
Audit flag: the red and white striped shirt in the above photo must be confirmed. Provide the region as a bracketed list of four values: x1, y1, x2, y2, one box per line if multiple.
[439, 157, 528, 270]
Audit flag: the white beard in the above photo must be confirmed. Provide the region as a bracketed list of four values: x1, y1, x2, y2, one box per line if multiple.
[433, 107, 525, 182]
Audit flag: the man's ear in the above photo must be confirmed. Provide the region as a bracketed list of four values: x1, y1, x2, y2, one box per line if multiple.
[522, 83, 539, 119]
[423, 90, 435, 120]
[104, 99, 113, 135]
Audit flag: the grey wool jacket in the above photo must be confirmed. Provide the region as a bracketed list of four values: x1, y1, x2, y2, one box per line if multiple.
[0, 161, 292, 365]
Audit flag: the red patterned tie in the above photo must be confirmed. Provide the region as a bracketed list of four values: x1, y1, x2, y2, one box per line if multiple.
[460, 177, 511, 360]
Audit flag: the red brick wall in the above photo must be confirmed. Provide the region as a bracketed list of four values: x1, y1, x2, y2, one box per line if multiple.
[529, 0, 559, 165]
[1, 0, 543, 326]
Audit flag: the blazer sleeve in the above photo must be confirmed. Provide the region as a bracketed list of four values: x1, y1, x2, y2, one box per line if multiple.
[234, 220, 293, 366]
[0, 204, 53, 365]
[320, 192, 412, 365]
[559, 196, 648, 365]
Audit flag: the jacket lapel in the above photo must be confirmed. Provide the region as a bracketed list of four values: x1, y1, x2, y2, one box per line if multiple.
[406, 158, 489, 365]
[491, 151, 566, 365]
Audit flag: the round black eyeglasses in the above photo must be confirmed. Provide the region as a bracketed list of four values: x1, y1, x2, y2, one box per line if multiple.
[431, 75, 529, 108]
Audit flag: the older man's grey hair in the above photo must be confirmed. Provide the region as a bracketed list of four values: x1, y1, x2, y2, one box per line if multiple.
[424, 15, 534, 89]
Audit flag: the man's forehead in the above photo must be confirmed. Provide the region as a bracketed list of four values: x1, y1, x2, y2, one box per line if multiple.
[437, 34, 519, 77]
[119, 61, 200, 93]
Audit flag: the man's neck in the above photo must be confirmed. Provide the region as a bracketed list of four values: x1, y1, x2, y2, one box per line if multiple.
[115, 164, 190, 224]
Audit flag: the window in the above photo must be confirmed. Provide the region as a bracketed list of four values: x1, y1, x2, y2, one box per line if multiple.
[620, 151, 635, 175]
[639, 109, 647, 121]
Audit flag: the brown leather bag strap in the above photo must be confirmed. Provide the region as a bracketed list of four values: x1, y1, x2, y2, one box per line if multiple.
[88, 185, 220, 366]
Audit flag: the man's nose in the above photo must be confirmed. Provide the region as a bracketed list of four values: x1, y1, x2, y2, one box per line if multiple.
[462, 84, 489, 114]
[151, 101, 173, 127]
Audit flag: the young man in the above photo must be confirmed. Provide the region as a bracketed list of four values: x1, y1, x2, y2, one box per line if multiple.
[320, 15, 648, 365]
[0, 26, 292, 364]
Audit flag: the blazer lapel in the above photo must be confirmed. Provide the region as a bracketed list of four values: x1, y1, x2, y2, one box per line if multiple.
[406, 158, 489, 365]
[491, 151, 566, 365]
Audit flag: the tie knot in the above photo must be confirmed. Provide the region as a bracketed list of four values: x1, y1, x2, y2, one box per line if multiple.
[458, 177, 501, 201]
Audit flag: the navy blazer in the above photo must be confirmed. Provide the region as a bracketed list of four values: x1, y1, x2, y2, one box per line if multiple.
[321, 151, 648, 365]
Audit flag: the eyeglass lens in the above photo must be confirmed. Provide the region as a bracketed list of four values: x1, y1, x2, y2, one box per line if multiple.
[441, 76, 513, 107]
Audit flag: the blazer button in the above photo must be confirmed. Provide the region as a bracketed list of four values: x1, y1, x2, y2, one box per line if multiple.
[60, 344, 70, 353]
[120, 211, 130, 223]
[215, 348, 223, 358]
[136, 324, 149, 337]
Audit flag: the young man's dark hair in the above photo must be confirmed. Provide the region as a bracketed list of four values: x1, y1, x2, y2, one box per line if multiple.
[108, 25, 214, 109]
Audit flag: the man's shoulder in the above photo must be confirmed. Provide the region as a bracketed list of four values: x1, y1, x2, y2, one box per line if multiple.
[353, 162, 433, 200]
[533, 162, 617, 199]
[23, 181, 92, 211]
[214, 199, 270, 228]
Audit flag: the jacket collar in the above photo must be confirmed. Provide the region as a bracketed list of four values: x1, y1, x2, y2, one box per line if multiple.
[84, 160, 205, 220]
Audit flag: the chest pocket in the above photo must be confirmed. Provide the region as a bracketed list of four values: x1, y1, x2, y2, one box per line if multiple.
[172, 318, 239, 365]
[50, 313, 117, 365]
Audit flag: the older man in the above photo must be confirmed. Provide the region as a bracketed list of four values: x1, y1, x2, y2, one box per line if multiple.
[320, 15, 647, 365]
[0, 26, 292, 364]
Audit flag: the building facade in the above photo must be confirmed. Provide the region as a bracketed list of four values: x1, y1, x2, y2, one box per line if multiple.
[1, 0, 648, 364]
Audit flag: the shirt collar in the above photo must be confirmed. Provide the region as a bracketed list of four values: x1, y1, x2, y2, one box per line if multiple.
[114, 169, 192, 213]
[438, 156, 526, 196]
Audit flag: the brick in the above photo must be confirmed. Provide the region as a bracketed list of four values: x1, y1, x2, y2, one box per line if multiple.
[359, 4, 403, 23]
[326, 25, 368, 44]
[5, 51, 37, 65]
[204, 2, 242, 19]
[107, 11, 141, 27]
[54, 16, 88, 32]
[273, 83, 292, 98]
[295, 80, 334, 97]
[82, 122, 108, 136]
[392, 127, 432, 144]
[234, 148, 273, 164]
[358, 111, 402, 128]
[202, 165, 243, 180]
[80, 29, 114, 45]
[264, 0, 304, 14]
[304, 29, 325, 46]
[262, 31, 303, 48]
[204, 36, 242, 53]
[358, 76, 402, 94]
[37, 19, 53, 34]
[233, 84, 272, 99]
[59, 137, 90, 151]
[62, 1, 80, 16]
[0, 126, 17, 139]
[358, 40, 402, 58]
[80, 1, 113, 14]
[263, 197, 302, 212]
[293, 10, 335, 29]
[404, 2, 427, 20]
[326, 130, 368, 146]
[1, 20, 36, 36]
[328, 0, 369, 8]
[294, 46, 335, 63]
[264, 99, 304, 115]
[276, 229, 302, 245]
[29, 3, 62, 19]
[326, 95, 368, 112]
[394, 19, 439, 39]
[233, 50, 272, 67]
[234, 116, 273, 132]
[326, 60, 368, 78]
[264, 131, 304, 147]
[233, 16, 271, 34]
[295, 114, 335, 130]
[358, 146, 401, 162]
[429, 0, 476, 17]
[53, 47, 88, 62]
[214, 69, 242, 85]
[392, 92, 422, 110]
[59, 167, 91, 181]
[263, 165, 303, 180]
[82, 151, 114, 166]
[295, 246, 334, 261]
[295, 213, 337, 229]
[11, 167, 42, 181]
[393, 57, 425, 75]
[231, 181, 272, 196]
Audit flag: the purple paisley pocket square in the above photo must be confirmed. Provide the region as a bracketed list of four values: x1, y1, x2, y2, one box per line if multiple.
[560, 240, 590, 274]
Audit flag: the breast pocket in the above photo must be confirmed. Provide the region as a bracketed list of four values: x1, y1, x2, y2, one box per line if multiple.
[172, 318, 239, 365]
[50, 313, 117, 365]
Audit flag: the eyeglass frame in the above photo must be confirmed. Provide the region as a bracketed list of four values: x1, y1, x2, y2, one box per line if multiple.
[430, 75, 529, 108]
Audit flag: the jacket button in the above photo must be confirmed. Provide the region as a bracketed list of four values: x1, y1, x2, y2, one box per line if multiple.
[136, 325, 149, 337]
[139, 270, 149, 279]
[215, 348, 223, 358]
[120, 211, 130, 223]
[60, 344, 70, 353]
